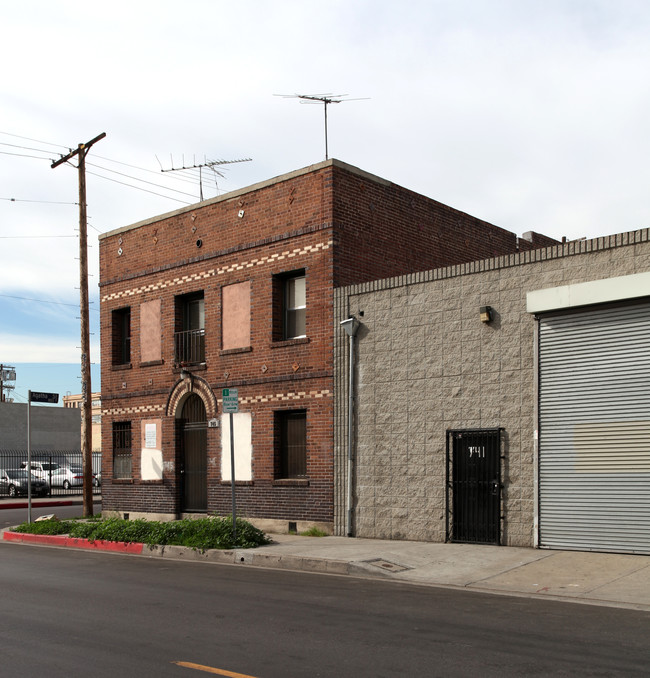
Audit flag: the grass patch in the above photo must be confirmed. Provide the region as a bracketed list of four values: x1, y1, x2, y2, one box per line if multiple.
[11, 515, 271, 551]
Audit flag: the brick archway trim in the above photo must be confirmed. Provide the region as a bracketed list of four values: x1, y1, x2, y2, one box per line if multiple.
[166, 373, 218, 419]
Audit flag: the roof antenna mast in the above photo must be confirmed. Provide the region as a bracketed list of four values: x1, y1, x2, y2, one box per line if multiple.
[159, 156, 252, 201]
[275, 93, 369, 160]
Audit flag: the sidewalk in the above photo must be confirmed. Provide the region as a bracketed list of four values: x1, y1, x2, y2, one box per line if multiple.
[4, 519, 649, 611]
[240, 535, 650, 611]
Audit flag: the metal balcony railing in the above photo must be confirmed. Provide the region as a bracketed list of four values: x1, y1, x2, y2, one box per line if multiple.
[174, 328, 205, 365]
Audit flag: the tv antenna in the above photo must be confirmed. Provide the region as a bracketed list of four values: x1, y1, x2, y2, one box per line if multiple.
[158, 156, 252, 201]
[275, 93, 369, 160]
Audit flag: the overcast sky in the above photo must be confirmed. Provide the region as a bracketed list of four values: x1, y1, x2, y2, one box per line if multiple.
[2, 0, 649, 403]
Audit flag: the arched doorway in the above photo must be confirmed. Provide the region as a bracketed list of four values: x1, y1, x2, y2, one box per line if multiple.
[179, 393, 207, 512]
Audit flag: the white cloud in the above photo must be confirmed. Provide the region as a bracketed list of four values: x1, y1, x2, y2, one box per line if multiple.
[0, 333, 100, 364]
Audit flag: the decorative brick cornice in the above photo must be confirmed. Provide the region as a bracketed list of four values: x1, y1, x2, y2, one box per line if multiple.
[101, 385, 333, 417]
[101, 238, 333, 302]
[101, 403, 165, 417]
[221, 389, 332, 407]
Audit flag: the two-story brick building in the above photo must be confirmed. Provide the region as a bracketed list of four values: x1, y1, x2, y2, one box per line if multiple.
[99, 159, 555, 532]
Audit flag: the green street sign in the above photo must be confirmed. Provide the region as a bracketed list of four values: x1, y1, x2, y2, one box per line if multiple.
[222, 388, 239, 413]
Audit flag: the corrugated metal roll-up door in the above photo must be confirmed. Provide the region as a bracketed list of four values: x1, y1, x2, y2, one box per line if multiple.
[539, 301, 650, 554]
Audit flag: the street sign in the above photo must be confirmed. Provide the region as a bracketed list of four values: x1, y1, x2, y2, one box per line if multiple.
[29, 391, 59, 404]
[222, 388, 239, 413]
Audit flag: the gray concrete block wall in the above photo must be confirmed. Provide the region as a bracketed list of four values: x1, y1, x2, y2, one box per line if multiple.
[334, 229, 650, 546]
[0, 402, 81, 451]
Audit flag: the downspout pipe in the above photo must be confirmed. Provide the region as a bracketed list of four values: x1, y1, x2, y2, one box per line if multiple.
[340, 316, 360, 537]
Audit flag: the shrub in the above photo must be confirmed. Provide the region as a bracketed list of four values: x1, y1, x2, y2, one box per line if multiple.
[11, 515, 271, 551]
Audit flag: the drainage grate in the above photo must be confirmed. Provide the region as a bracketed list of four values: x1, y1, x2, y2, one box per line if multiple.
[364, 559, 411, 573]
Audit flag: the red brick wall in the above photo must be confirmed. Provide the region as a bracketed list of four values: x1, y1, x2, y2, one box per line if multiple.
[100, 169, 336, 521]
[330, 166, 540, 287]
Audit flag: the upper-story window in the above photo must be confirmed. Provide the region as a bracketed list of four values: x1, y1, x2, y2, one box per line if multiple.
[174, 291, 205, 365]
[111, 307, 131, 365]
[285, 273, 306, 338]
[273, 270, 306, 341]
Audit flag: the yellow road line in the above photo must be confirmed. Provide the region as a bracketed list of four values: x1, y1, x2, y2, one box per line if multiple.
[173, 661, 259, 678]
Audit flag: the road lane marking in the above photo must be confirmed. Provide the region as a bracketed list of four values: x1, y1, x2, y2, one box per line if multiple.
[173, 661, 259, 678]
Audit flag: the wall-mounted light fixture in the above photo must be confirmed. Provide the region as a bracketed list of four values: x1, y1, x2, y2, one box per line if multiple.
[480, 306, 494, 323]
[180, 367, 194, 392]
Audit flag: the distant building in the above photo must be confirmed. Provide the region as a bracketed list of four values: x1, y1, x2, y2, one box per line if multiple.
[0, 401, 81, 451]
[63, 392, 102, 452]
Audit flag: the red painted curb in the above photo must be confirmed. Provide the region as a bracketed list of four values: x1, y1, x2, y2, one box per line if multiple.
[0, 500, 76, 510]
[3, 530, 144, 554]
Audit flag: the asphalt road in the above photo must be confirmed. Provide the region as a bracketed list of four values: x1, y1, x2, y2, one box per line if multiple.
[0, 542, 647, 677]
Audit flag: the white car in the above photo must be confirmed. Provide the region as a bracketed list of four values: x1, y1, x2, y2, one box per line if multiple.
[20, 461, 60, 480]
[49, 466, 85, 489]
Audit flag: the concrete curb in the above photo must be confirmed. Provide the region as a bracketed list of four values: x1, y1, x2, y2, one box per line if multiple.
[3, 530, 144, 554]
[3, 531, 354, 576]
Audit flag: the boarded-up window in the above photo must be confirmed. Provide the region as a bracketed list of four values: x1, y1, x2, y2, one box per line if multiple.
[222, 281, 251, 350]
[140, 418, 163, 481]
[140, 299, 161, 363]
[221, 412, 252, 481]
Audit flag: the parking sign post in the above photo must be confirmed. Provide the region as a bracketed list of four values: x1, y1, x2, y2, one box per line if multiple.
[222, 389, 239, 542]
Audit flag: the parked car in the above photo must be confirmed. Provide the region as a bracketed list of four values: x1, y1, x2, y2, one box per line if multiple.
[49, 466, 85, 489]
[0, 469, 49, 497]
[20, 461, 61, 480]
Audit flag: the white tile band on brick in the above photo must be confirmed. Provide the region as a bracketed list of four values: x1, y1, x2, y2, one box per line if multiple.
[103, 390, 332, 417]
[101, 240, 333, 302]
[102, 404, 165, 416]
[225, 389, 332, 406]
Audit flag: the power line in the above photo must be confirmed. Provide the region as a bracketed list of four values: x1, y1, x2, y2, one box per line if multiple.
[85, 169, 192, 204]
[0, 130, 69, 150]
[0, 293, 99, 311]
[0, 141, 59, 155]
[0, 235, 76, 239]
[1, 197, 78, 205]
[0, 150, 53, 161]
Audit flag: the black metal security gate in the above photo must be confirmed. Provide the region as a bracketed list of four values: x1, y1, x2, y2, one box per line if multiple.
[179, 394, 207, 512]
[446, 428, 502, 544]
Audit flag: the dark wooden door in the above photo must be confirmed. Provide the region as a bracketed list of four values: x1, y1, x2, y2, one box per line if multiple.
[180, 394, 207, 512]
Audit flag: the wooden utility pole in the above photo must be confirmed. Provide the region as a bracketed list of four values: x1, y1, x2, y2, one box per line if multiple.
[52, 132, 106, 517]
